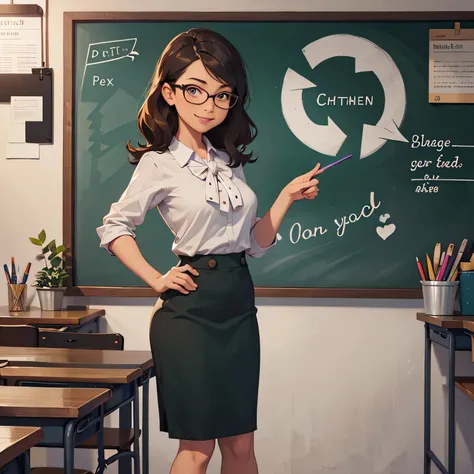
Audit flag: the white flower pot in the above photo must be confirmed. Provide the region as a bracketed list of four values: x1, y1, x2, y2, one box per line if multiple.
[37, 287, 67, 311]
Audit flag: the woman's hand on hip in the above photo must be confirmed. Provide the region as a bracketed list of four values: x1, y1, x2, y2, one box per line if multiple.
[282, 163, 324, 202]
[152, 264, 199, 295]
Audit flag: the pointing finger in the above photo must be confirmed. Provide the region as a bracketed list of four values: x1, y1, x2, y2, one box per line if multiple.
[306, 163, 321, 178]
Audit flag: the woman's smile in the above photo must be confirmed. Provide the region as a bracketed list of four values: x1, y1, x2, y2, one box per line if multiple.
[194, 114, 215, 124]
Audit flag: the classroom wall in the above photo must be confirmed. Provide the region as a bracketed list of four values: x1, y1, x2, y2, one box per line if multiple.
[1, 0, 474, 472]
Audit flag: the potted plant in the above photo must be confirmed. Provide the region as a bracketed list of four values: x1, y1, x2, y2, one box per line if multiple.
[29, 229, 70, 311]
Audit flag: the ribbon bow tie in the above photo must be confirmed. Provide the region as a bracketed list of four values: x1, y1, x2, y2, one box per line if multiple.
[187, 158, 243, 212]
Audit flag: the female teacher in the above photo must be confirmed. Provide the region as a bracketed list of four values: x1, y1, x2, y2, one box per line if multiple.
[97, 28, 322, 474]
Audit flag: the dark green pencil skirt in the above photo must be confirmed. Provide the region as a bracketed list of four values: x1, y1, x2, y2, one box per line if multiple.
[149, 252, 260, 441]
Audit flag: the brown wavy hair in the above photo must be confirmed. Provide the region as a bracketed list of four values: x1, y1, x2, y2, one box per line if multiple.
[126, 28, 257, 167]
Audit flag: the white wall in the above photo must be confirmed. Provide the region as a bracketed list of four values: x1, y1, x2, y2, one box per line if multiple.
[1, 0, 474, 473]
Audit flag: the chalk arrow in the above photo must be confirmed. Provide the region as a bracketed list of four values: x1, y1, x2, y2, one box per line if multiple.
[302, 34, 408, 158]
[281, 68, 347, 157]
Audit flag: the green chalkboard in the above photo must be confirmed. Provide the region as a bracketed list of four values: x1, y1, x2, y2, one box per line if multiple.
[64, 12, 474, 298]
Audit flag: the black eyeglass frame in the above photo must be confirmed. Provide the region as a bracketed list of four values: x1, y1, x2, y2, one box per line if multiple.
[169, 83, 239, 110]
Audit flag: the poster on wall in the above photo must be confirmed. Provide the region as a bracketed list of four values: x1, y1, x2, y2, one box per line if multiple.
[429, 24, 474, 103]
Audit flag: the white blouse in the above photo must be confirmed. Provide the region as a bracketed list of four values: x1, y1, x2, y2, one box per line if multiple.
[96, 136, 276, 258]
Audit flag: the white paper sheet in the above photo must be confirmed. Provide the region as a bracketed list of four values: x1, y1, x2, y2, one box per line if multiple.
[6, 142, 39, 159]
[0, 0, 46, 64]
[8, 123, 25, 143]
[10, 96, 43, 123]
[0, 16, 42, 73]
[6, 96, 43, 158]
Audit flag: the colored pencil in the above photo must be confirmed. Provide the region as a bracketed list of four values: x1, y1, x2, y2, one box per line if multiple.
[447, 238, 468, 281]
[436, 252, 450, 281]
[435, 251, 446, 279]
[416, 257, 426, 281]
[3, 264, 11, 284]
[426, 254, 435, 280]
[442, 255, 454, 281]
[11, 257, 16, 284]
[433, 243, 441, 274]
[21, 262, 31, 284]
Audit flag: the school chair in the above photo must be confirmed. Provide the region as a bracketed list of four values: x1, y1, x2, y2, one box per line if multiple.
[0, 324, 38, 347]
[36, 331, 139, 471]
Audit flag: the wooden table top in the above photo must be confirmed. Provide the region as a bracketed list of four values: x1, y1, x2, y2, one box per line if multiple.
[455, 377, 474, 402]
[0, 426, 43, 468]
[416, 312, 474, 329]
[0, 366, 142, 384]
[0, 386, 111, 418]
[0, 347, 153, 372]
[0, 307, 105, 326]
[462, 321, 474, 333]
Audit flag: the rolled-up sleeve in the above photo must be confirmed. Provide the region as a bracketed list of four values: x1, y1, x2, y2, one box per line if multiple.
[246, 217, 277, 258]
[96, 152, 168, 255]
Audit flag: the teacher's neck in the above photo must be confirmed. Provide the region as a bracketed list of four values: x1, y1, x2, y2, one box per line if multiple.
[176, 123, 207, 160]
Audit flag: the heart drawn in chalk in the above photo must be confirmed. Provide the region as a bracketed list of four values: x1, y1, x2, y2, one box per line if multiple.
[379, 213, 391, 224]
[376, 224, 396, 240]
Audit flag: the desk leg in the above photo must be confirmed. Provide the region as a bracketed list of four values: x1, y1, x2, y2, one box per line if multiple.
[133, 380, 141, 474]
[424, 323, 431, 474]
[119, 402, 132, 474]
[142, 380, 149, 474]
[448, 332, 456, 474]
[64, 421, 76, 474]
[22, 449, 30, 474]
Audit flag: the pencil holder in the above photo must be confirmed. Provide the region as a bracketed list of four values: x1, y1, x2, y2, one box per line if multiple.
[7, 283, 28, 312]
[421, 280, 459, 316]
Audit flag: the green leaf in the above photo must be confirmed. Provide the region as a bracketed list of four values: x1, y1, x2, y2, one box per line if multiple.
[54, 245, 66, 254]
[50, 257, 62, 268]
[46, 240, 56, 252]
[38, 230, 46, 244]
[29, 237, 42, 246]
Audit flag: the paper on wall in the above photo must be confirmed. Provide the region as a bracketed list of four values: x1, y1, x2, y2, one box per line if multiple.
[6, 142, 39, 159]
[6, 96, 43, 159]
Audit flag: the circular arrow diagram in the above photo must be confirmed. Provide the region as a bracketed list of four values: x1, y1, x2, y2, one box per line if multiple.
[281, 68, 347, 157]
[281, 34, 408, 159]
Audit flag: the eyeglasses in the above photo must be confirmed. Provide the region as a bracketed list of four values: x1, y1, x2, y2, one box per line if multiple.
[169, 83, 238, 110]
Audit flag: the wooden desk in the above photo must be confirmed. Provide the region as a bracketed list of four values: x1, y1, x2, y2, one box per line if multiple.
[416, 312, 474, 328]
[0, 367, 141, 385]
[417, 312, 473, 474]
[0, 426, 43, 473]
[0, 367, 143, 474]
[455, 377, 474, 402]
[0, 307, 104, 333]
[0, 386, 110, 418]
[0, 387, 111, 474]
[0, 349, 153, 474]
[462, 320, 474, 333]
[0, 347, 152, 372]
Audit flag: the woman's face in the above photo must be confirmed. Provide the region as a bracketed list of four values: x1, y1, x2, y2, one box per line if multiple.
[163, 59, 234, 134]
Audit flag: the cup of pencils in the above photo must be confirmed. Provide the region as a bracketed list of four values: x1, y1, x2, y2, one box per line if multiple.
[4, 259, 30, 312]
[7, 283, 27, 312]
[417, 240, 465, 316]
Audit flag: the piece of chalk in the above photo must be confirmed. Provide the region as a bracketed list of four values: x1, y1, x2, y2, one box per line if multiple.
[320, 154, 353, 172]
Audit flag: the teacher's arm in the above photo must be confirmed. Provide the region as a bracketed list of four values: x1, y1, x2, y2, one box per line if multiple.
[96, 153, 167, 288]
[252, 163, 323, 248]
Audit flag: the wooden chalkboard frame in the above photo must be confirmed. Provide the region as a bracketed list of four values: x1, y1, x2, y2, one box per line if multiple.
[63, 11, 474, 298]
